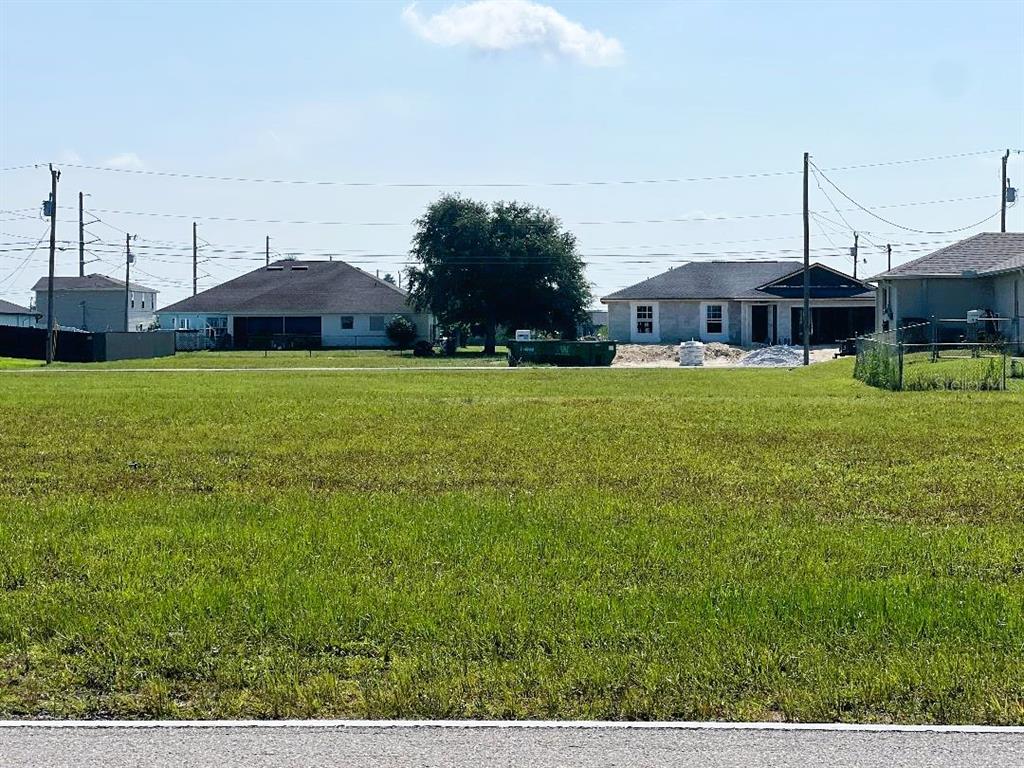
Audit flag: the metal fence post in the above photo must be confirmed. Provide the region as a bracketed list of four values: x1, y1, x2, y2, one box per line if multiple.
[930, 315, 937, 362]
[898, 341, 905, 391]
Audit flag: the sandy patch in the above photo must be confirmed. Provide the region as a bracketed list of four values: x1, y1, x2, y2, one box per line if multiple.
[612, 343, 839, 368]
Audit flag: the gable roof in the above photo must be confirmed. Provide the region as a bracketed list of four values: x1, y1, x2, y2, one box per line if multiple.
[601, 260, 874, 302]
[31, 273, 156, 294]
[869, 233, 1024, 280]
[0, 299, 36, 315]
[156, 260, 414, 315]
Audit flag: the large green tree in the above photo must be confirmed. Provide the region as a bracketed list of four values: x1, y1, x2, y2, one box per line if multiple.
[406, 195, 591, 354]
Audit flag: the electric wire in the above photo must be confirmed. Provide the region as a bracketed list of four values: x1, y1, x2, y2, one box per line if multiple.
[6, 148, 1007, 187]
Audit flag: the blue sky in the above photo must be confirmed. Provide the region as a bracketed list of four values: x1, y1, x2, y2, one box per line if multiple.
[1, 0, 1022, 307]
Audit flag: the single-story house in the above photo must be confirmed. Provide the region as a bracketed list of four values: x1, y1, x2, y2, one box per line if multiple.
[870, 232, 1023, 348]
[601, 260, 875, 345]
[31, 274, 158, 332]
[156, 260, 433, 348]
[0, 299, 39, 328]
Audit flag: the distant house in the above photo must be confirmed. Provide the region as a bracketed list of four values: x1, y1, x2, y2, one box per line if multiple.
[870, 233, 1023, 348]
[601, 260, 875, 345]
[31, 274, 158, 332]
[156, 260, 433, 348]
[0, 299, 39, 328]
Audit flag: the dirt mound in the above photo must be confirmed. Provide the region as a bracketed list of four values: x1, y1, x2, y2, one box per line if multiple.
[613, 344, 678, 366]
[613, 342, 747, 367]
[704, 342, 745, 362]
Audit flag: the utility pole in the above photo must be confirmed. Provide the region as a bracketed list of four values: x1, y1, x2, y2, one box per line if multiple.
[887, 243, 892, 273]
[45, 164, 60, 365]
[78, 191, 85, 277]
[802, 151, 810, 366]
[124, 233, 134, 332]
[852, 231, 859, 280]
[192, 222, 198, 296]
[265, 235, 270, 266]
[1002, 149, 1010, 233]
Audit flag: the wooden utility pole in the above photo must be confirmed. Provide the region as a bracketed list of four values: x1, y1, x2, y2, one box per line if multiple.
[887, 243, 892, 273]
[192, 222, 198, 296]
[124, 233, 132, 332]
[802, 152, 810, 366]
[852, 231, 859, 280]
[78, 191, 85, 277]
[1002, 149, 1010, 233]
[265, 235, 270, 266]
[45, 164, 60, 364]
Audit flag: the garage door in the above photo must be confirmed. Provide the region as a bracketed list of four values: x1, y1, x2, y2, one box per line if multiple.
[791, 307, 874, 344]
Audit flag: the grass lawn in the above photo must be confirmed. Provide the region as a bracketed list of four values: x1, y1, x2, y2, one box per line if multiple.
[0, 357, 43, 370]
[0, 360, 1022, 723]
[45, 346, 509, 369]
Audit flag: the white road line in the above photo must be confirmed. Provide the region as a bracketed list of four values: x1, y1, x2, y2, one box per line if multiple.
[0, 720, 1020, 733]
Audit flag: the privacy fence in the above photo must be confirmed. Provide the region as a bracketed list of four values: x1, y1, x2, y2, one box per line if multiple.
[854, 318, 1020, 391]
[0, 326, 175, 363]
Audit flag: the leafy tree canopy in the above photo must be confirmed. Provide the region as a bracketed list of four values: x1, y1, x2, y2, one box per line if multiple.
[406, 195, 591, 353]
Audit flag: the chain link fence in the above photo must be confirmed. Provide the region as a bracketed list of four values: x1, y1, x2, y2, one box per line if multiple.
[855, 320, 1012, 391]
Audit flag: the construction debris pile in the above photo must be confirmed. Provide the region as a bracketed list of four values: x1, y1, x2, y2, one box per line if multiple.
[739, 345, 806, 367]
[704, 343, 746, 363]
[613, 343, 817, 368]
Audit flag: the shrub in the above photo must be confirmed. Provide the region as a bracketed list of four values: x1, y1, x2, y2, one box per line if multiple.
[385, 315, 417, 350]
[412, 339, 433, 357]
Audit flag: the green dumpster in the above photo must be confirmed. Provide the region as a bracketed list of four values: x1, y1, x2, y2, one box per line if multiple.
[506, 340, 617, 367]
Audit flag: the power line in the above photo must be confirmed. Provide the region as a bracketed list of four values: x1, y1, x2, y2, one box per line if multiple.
[32, 149, 1011, 188]
[0, 226, 49, 290]
[19, 193, 993, 230]
[809, 160, 1006, 234]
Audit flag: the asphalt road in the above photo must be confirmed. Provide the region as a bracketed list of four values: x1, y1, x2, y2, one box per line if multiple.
[2, 725, 1022, 768]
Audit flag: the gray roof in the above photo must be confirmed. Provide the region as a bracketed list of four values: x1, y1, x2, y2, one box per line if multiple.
[31, 273, 156, 294]
[601, 260, 873, 301]
[157, 260, 415, 315]
[0, 299, 36, 315]
[870, 233, 1024, 280]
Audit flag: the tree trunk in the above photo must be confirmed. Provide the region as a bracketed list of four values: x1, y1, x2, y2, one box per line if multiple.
[483, 320, 497, 355]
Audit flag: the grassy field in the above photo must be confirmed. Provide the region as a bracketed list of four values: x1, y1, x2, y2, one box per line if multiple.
[38, 347, 510, 369]
[1, 360, 1022, 723]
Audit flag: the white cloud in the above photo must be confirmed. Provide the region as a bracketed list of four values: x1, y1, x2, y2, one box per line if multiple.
[105, 152, 144, 169]
[402, 1, 623, 67]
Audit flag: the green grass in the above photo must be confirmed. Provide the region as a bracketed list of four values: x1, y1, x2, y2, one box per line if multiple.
[902, 353, 1008, 391]
[0, 360, 1022, 723]
[50, 346, 509, 369]
[0, 356, 43, 370]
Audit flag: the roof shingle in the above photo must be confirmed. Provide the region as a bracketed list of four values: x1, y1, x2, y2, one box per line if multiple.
[601, 260, 873, 301]
[156, 260, 414, 315]
[0, 299, 36, 315]
[870, 233, 1024, 280]
[31, 274, 156, 293]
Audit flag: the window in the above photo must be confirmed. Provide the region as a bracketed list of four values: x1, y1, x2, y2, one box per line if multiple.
[705, 304, 723, 334]
[369, 315, 385, 332]
[340, 315, 354, 330]
[178, 317, 190, 330]
[635, 305, 653, 334]
[141, 295, 146, 309]
[130, 292, 135, 309]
